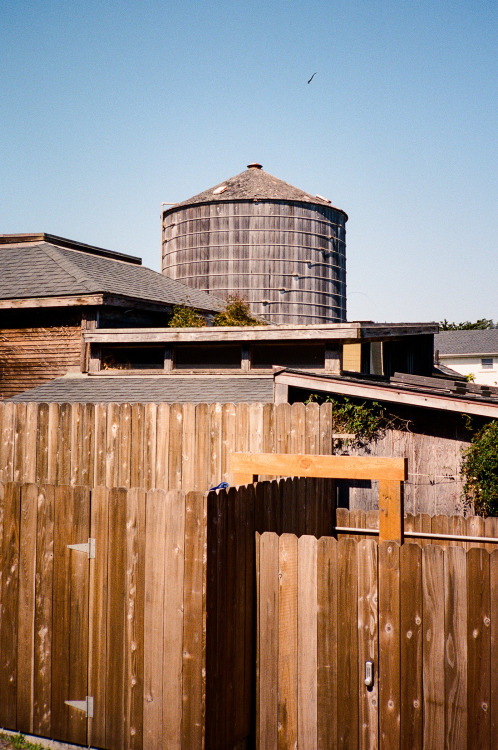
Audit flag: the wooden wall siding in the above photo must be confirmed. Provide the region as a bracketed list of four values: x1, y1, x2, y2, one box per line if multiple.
[162, 201, 347, 324]
[0, 325, 82, 398]
[0, 402, 469, 517]
[257, 532, 498, 750]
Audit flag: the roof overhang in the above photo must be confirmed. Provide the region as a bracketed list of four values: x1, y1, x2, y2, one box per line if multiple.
[83, 322, 438, 345]
[0, 293, 180, 312]
[274, 369, 498, 419]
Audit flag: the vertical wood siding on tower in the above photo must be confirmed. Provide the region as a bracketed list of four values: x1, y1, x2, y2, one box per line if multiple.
[162, 201, 347, 325]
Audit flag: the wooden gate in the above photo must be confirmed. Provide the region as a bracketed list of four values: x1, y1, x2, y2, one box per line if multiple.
[256, 532, 498, 749]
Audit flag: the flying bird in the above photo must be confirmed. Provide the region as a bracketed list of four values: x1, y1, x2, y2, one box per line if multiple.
[307, 72, 317, 84]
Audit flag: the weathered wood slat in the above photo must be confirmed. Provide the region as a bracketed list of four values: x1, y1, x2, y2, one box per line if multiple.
[400, 543, 422, 750]
[357, 538, 378, 750]
[422, 544, 445, 748]
[337, 538, 359, 748]
[444, 545, 467, 749]
[378, 541, 401, 750]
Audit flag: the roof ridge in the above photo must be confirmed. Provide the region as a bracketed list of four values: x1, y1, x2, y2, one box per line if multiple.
[41, 243, 98, 293]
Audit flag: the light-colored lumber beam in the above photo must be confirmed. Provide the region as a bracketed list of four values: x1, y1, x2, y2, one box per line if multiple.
[378, 479, 404, 543]
[230, 453, 407, 482]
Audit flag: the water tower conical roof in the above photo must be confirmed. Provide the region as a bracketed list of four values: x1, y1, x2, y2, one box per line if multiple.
[172, 164, 347, 217]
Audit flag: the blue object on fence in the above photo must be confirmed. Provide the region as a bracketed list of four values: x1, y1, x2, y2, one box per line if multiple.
[209, 481, 230, 491]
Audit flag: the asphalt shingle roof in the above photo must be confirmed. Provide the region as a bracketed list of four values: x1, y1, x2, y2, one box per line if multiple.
[435, 330, 498, 355]
[170, 165, 347, 215]
[8, 376, 275, 404]
[0, 240, 223, 311]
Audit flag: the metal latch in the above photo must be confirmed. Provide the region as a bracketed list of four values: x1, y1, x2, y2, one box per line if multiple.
[67, 538, 96, 559]
[65, 696, 94, 718]
[364, 661, 374, 688]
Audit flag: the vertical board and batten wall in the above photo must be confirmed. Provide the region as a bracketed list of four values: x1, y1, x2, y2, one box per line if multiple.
[0, 401, 469, 516]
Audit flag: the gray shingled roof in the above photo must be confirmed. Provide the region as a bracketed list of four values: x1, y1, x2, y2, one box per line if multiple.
[0, 240, 223, 311]
[170, 165, 347, 215]
[435, 330, 498, 355]
[8, 375, 275, 404]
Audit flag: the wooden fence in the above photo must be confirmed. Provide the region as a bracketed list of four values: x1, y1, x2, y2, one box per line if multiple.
[2, 478, 497, 749]
[257, 532, 498, 749]
[0, 401, 468, 515]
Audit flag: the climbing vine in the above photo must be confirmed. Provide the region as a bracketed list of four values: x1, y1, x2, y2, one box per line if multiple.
[306, 394, 411, 449]
[168, 304, 206, 328]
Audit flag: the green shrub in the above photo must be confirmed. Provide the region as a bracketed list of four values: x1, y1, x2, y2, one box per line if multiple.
[168, 304, 206, 328]
[213, 294, 265, 327]
[461, 420, 498, 516]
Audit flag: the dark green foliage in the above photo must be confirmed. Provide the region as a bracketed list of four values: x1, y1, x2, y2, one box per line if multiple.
[213, 294, 265, 327]
[439, 318, 495, 330]
[168, 304, 206, 328]
[461, 420, 498, 516]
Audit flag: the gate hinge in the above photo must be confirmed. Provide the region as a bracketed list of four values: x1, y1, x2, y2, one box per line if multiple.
[67, 538, 96, 559]
[65, 696, 94, 718]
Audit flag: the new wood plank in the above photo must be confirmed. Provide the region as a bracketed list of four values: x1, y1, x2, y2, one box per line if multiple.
[221, 403, 237, 486]
[422, 544, 445, 749]
[124, 488, 145, 750]
[378, 480, 403, 543]
[143, 489, 166, 750]
[88, 486, 109, 750]
[163, 489, 186, 749]
[337, 537, 359, 749]
[231, 452, 407, 481]
[258, 532, 279, 750]
[467, 547, 490, 749]
[33, 485, 54, 738]
[0, 483, 20, 729]
[182, 491, 208, 750]
[400, 543, 422, 750]
[444, 545, 467, 750]
[317, 536, 337, 750]
[277, 534, 298, 750]
[16, 484, 38, 734]
[357, 538, 378, 750]
[379, 541, 401, 750]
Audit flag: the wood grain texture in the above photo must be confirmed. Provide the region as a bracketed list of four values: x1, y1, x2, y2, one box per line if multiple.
[337, 538, 359, 749]
[467, 547, 490, 749]
[444, 545, 467, 750]
[317, 536, 337, 750]
[422, 544, 445, 749]
[357, 538, 378, 750]
[297, 535, 318, 750]
[277, 533, 298, 749]
[378, 541, 401, 750]
[0, 483, 20, 729]
[258, 532, 279, 750]
[400, 543, 422, 750]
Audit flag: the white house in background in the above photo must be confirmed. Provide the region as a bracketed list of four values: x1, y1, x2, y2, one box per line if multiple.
[434, 329, 498, 386]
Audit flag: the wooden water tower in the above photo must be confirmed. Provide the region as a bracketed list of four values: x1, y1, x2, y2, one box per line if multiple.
[161, 164, 347, 324]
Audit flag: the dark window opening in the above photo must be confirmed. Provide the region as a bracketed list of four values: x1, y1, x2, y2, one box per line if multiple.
[101, 346, 165, 370]
[251, 343, 325, 369]
[174, 344, 241, 369]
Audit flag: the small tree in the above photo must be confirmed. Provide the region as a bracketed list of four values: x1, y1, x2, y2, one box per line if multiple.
[439, 318, 494, 330]
[461, 420, 498, 516]
[168, 304, 206, 328]
[213, 294, 265, 327]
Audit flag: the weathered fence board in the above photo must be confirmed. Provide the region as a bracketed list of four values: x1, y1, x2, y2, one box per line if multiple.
[0, 401, 470, 515]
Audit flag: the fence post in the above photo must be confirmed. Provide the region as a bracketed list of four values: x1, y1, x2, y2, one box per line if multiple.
[378, 480, 404, 543]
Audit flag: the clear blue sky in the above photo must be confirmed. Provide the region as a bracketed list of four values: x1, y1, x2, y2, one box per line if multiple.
[1, 0, 496, 323]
